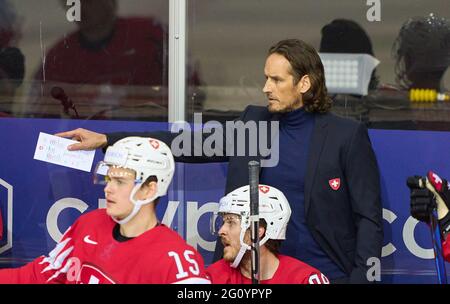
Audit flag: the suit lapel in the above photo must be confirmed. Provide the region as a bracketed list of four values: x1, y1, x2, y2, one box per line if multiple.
[304, 113, 329, 215]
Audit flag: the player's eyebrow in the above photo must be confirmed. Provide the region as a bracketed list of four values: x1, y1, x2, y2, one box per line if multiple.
[110, 176, 131, 182]
[223, 214, 240, 221]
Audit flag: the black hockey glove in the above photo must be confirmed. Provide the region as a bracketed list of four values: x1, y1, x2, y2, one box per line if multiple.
[407, 174, 436, 223]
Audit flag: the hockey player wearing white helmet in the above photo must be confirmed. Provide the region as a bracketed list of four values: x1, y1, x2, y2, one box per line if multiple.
[0, 137, 210, 284]
[93, 136, 175, 227]
[207, 184, 329, 284]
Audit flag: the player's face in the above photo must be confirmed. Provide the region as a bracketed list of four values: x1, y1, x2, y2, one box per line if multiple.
[104, 167, 136, 219]
[263, 53, 304, 113]
[218, 214, 243, 262]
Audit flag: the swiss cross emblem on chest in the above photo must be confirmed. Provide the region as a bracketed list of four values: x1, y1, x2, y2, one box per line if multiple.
[329, 178, 341, 191]
[149, 139, 160, 149]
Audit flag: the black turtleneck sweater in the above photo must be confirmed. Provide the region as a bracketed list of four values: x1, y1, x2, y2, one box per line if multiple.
[260, 107, 345, 279]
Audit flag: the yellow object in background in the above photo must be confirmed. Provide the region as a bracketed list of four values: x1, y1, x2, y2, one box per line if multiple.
[409, 89, 450, 102]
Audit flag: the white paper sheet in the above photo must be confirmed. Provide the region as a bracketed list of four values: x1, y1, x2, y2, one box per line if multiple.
[33, 132, 95, 172]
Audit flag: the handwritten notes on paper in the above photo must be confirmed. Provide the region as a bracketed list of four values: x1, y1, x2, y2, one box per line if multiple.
[33, 132, 95, 172]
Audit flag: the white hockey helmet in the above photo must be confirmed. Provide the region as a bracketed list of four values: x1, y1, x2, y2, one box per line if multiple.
[94, 137, 175, 224]
[216, 184, 291, 267]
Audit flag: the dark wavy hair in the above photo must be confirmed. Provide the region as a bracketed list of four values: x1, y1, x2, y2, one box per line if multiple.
[260, 219, 281, 255]
[268, 39, 332, 113]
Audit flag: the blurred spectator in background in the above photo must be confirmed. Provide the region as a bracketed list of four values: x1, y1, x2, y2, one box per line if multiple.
[0, 0, 21, 48]
[27, 0, 203, 120]
[392, 13, 450, 91]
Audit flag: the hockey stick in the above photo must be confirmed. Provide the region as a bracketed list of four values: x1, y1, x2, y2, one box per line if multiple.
[407, 176, 447, 284]
[248, 160, 260, 284]
[429, 209, 447, 284]
[423, 178, 448, 284]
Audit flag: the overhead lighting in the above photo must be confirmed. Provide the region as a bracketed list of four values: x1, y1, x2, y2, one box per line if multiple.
[319, 53, 380, 96]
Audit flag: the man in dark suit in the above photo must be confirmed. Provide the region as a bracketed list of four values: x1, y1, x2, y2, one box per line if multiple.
[58, 39, 383, 283]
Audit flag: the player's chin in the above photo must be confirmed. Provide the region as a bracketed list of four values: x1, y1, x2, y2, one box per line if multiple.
[105, 206, 119, 217]
[268, 102, 282, 113]
[222, 252, 235, 263]
[222, 247, 236, 262]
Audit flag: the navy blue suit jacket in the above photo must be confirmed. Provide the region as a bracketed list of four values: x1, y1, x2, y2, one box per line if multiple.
[107, 105, 383, 283]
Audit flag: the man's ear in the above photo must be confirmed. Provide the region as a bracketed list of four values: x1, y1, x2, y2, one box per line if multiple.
[139, 181, 157, 200]
[258, 225, 266, 239]
[297, 74, 311, 94]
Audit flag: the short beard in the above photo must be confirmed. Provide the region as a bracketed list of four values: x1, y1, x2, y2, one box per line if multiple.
[267, 100, 302, 114]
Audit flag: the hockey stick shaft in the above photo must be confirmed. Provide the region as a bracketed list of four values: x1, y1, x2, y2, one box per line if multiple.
[248, 160, 260, 284]
[430, 211, 447, 284]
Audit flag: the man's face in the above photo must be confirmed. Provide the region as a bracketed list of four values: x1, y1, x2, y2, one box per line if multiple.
[218, 213, 245, 262]
[263, 53, 304, 113]
[104, 167, 136, 220]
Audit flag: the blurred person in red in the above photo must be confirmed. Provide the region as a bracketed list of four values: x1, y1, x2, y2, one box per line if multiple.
[27, 0, 202, 119]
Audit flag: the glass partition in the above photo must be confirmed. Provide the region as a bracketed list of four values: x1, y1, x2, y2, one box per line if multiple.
[2, 0, 170, 121]
[187, 0, 450, 129]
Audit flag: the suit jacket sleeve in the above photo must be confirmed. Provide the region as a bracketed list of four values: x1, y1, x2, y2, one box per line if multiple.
[105, 128, 224, 164]
[106, 130, 227, 163]
[105, 107, 255, 163]
[345, 123, 383, 283]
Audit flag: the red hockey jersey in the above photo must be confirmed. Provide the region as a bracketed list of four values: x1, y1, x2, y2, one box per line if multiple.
[0, 209, 210, 284]
[443, 235, 450, 261]
[206, 255, 329, 284]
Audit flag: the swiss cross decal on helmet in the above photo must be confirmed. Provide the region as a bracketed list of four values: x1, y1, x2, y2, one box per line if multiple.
[149, 139, 160, 150]
[259, 185, 270, 194]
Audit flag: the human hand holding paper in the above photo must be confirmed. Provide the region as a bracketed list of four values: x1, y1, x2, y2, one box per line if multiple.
[33, 132, 95, 172]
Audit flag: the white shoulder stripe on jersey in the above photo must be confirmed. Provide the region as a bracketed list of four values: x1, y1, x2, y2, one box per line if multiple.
[172, 277, 211, 284]
[39, 238, 71, 266]
[41, 246, 74, 273]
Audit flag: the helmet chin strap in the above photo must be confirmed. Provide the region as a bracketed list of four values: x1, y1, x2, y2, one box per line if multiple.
[230, 227, 269, 269]
[230, 226, 251, 268]
[230, 243, 250, 268]
[111, 183, 158, 225]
